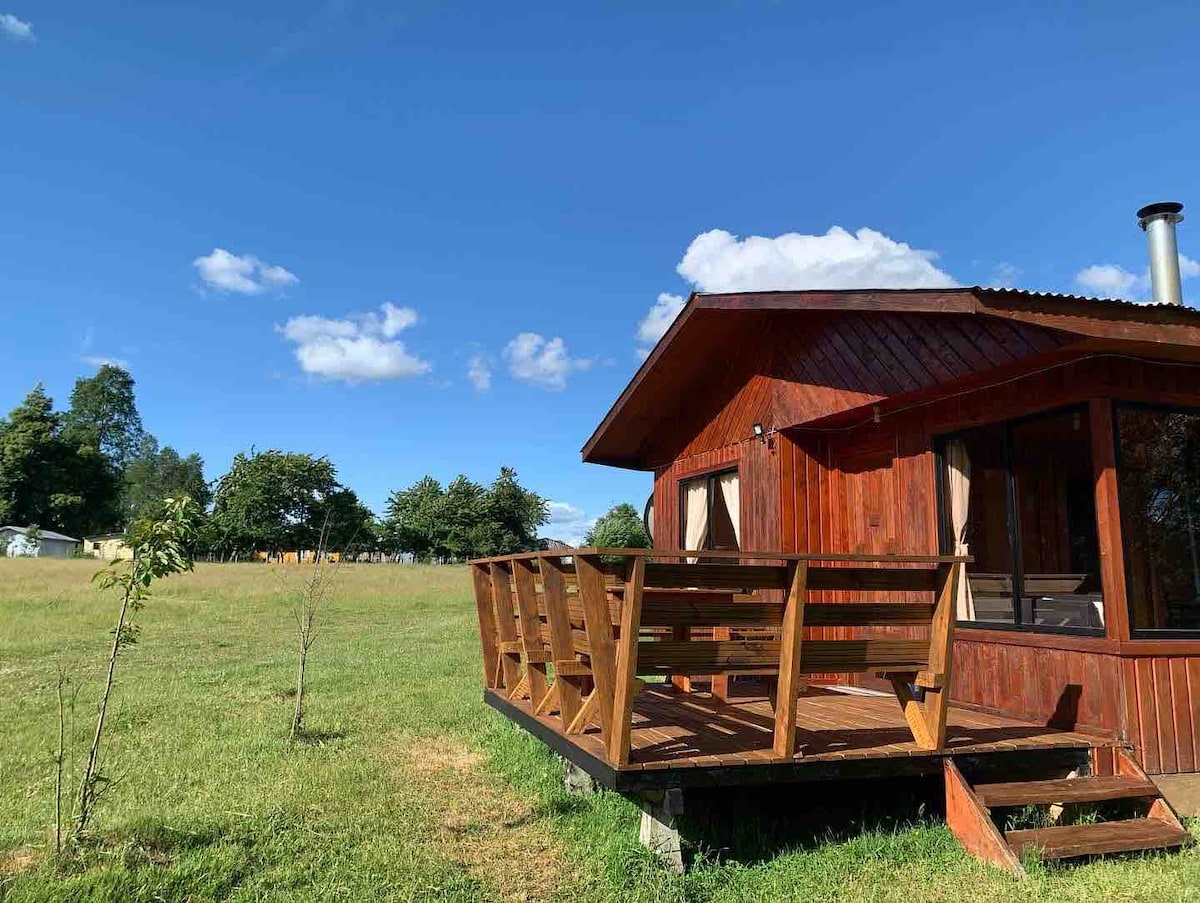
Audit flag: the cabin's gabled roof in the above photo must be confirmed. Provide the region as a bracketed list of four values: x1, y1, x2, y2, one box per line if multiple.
[582, 287, 1200, 470]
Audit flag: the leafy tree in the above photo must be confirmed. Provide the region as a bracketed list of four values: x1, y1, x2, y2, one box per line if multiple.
[62, 365, 145, 470]
[382, 476, 445, 561]
[482, 467, 548, 555]
[0, 385, 119, 536]
[209, 450, 369, 558]
[585, 502, 651, 549]
[123, 435, 211, 522]
[382, 467, 547, 561]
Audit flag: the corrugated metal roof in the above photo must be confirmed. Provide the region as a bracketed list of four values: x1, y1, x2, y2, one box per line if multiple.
[972, 285, 1199, 314]
[1, 525, 81, 542]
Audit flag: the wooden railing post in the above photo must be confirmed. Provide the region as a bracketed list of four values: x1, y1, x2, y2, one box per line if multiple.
[922, 560, 962, 749]
[575, 553, 619, 747]
[772, 562, 808, 758]
[609, 556, 645, 765]
[538, 556, 583, 729]
[511, 558, 549, 710]
[470, 563, 501, 688]
[489, 562, 522, 692]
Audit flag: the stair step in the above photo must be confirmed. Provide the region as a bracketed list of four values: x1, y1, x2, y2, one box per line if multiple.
[974, 774, 1160, 808]
[1007, 818, 1192, 861]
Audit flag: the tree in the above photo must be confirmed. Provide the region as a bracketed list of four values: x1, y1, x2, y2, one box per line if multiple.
[209, 450, 367, 558]
[585, 503, 651, 549]
[482, 467, 548, 555]
[382, 476, 445, 561]
[0, 385, 120, 536]
[62, 365, 145, 470]
[70, 497, 200, 847]
[382, 467, 547, 561]
[123, 435, 211, 523]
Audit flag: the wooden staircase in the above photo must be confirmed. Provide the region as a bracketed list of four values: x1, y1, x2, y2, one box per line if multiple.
[944, 750, 1192, 876]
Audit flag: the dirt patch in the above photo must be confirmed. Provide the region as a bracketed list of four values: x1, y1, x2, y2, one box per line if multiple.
[387, 735, 574, 902]
[0, 846, 39, 876]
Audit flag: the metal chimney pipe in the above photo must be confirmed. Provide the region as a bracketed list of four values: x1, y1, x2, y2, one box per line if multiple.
[1137, 201, 1185, 305]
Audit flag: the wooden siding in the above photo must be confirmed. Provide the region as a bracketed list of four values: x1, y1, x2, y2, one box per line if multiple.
[772, 355, 1200, 773]
[1121, 655, 1200, 775]
[623, 309, 1077, 469]
[652, 437, 780, 554]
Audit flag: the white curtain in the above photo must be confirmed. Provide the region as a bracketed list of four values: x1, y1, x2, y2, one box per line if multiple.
[946, 439, 975, 620]
[684, 480, 709, 564]
[718, 472, 741, 547]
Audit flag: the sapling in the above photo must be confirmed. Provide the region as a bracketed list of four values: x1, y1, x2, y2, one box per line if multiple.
[288, 516, 341, 739]
[70, 496, 199, 846]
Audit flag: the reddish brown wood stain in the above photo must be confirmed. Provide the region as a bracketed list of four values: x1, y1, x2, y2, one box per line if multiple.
[640, 306, 1200, 773]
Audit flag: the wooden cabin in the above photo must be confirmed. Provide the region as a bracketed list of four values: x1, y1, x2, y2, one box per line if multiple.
[470, 285, 1200, 872]
[583, 287, 1200, 778]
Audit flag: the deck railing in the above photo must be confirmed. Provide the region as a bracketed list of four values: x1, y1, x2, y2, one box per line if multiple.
[469, 548, 967, 766]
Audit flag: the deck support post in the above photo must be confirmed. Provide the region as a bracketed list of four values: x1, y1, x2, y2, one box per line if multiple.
[637, 789, 685, 873]
[562, 759, 596, 795]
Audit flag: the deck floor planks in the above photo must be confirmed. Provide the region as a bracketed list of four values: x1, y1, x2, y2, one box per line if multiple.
[497, 684, 1106, 774]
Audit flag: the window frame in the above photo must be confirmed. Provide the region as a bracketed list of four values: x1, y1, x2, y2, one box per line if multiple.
[1114, 399, 1200, 639]
[935, 403, 1106, 637]
[677, 466, 739, 552]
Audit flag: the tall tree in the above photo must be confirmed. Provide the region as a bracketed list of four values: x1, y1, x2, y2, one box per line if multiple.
[124, 436, 211, 523]
[63, 365, 145, 470]
[209, 450, 368, 557]
[382, 476, 445, 561]
[382, 467, 547, 561]
[0, 385, 119, 535]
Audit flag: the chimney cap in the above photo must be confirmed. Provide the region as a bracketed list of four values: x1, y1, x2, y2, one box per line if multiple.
[1138, 201, 1184, 225]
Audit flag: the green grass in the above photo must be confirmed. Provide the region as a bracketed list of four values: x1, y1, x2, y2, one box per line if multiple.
[1, 558, 1198, 901]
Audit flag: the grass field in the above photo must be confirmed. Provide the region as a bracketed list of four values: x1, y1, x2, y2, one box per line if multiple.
[1, 558, 1199, 902]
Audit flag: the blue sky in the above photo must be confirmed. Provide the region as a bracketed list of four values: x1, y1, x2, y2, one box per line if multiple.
[2, 1, 1199, 542]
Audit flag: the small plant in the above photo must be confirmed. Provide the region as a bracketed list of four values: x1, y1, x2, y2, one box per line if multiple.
[66, 497, 199, 848]
[286, 515, 349, 740]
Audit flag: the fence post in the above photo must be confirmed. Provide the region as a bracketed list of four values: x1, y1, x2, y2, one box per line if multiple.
[539, 556, 583, 729]
[575, 553, 619, 747]
[922, 560, 962, 748]
[470, 563, 500, 688]
[772, 562, 808, 758]
[609, 556, 646, 765]
[512, 558, 549, 710]
[489, 562, 523, 691]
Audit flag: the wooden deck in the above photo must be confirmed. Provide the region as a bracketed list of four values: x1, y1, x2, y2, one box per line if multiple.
[487, 684, 1116, 792]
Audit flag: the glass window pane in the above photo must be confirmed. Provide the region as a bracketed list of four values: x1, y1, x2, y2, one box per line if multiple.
[1117, 407, 1200, 631]
[710, 476, 739, 551]
[1010, 410, 1104, 629]
[947, 424, 1015, 625]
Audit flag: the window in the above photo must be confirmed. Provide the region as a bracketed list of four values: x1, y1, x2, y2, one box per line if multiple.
[939, 407, 1104, 633]
[1116, 404, 1200, 634]
[679, 469, 740, 553]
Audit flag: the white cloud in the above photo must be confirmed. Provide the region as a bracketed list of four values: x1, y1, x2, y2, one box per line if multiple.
[277, 302, 430, 383]
[502, 332, 592, 390]
[1, 13, 33, 41]
[638, 225, 956, 353]
[82, 355, 129, 370]
[635, 293, 686, 356]
[467, 353, 492, 392]
[193, 247, 298, 295]
[544, 501, 596, 546]
[1074, 254, 1199, 300]
[1075, 264, 1141, 297]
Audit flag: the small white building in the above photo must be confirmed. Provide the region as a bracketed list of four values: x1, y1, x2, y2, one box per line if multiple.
[86, 533, 134, 561]
[2, 526, 81, 558]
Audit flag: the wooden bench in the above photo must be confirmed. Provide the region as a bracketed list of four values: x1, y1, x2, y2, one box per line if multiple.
[469, 549, 966, 767]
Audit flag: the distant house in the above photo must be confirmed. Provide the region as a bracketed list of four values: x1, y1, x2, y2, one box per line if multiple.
[537, 537, 570, 551]
[86, 533, 133, 561]
[2, 526, 80, 558]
